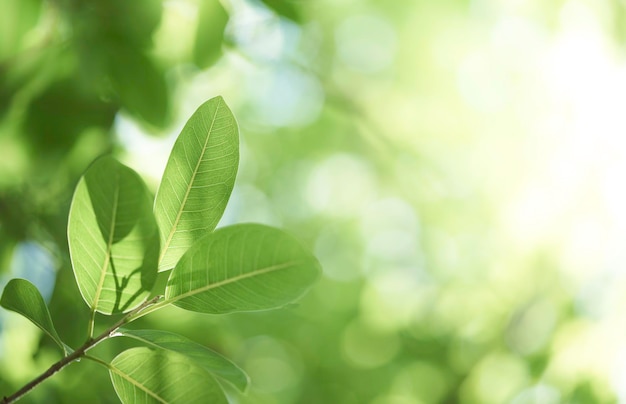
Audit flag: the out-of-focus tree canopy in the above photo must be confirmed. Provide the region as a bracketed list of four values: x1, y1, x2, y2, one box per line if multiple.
[2, 0, 626, 402]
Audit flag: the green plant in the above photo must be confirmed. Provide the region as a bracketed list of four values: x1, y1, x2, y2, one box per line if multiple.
[0, 96, 321, 403]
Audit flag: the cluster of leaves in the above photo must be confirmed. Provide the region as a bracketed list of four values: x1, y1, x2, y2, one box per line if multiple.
[0, 0, 305, 283]
[0, 96, 320, 403]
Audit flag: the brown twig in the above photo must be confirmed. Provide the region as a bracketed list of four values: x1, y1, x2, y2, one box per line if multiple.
[1, 295, 162, 404]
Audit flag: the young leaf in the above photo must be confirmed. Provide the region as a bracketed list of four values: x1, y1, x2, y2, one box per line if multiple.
[0, 278, 70, 355]
[164, 224, 321, 314]
[68, 157, 159, 315]
[193, 0, 229, 69]
[116, 328, 249, 391]
[109, 347, 228, 404]
[154, 96, 239, 272]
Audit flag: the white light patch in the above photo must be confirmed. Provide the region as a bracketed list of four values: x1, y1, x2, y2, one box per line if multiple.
[228, 0, 298, 62]
[9, 242, 57, 302]
[335, 14, 397, 74]
[306, 154, 377, 217]
[248, 64, 325, 127]
[457, 51, 508, 112]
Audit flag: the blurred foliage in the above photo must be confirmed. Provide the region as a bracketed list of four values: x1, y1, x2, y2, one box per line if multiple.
[2, 0, 626, 403]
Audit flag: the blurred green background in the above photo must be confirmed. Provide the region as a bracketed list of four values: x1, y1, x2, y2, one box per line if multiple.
[2, 0, 626, 402]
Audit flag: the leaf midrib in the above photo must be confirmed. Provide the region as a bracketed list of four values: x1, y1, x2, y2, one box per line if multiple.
[158, 100, 222, 266]
[120, 331, 247, 390]
[109, 364, 168, 403]
[92, 178, 120, 313]
[166, 261, 300, 303]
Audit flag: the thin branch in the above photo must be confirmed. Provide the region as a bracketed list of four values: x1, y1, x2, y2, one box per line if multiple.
[124, 298, 170, 323]
[1, 295, 162, 404]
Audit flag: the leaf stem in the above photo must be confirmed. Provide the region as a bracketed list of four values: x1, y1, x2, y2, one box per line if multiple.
[87, 309, 97, 341]
[82, 355, 112, 370]
[124, 298, 169, 323]
[1, 295, 162, 404]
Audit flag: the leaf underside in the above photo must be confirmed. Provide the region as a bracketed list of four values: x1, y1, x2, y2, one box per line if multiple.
[165, 223, 321, 314]
[68, 156, 159, 315]
[0, 278, 69, 354]
[117, 328, 249, 391]
[109, 347, 228, 404]
[154, 96, 239, 272]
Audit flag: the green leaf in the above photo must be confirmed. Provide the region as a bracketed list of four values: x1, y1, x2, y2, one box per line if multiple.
[154, 96, 239, 272]
[24, 77, 117, 153]
[164, 224, 320, 314]
[108, 46, 169, 128]
[116, 328, 249, 391]
[0, 278, 69, 355]
[68, 156, 159, 315]
[193, 0, 229, 69]
[109, 347, 228, 404]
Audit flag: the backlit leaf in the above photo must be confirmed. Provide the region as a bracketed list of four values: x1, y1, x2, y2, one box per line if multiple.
[164, 224, 320, 314]
[109, 347, 227, 404]
[68, 157, 159, 314]
[0, 278, 69, 355]
[116, 328, 249, 391]
[154, 96, 239, 272]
